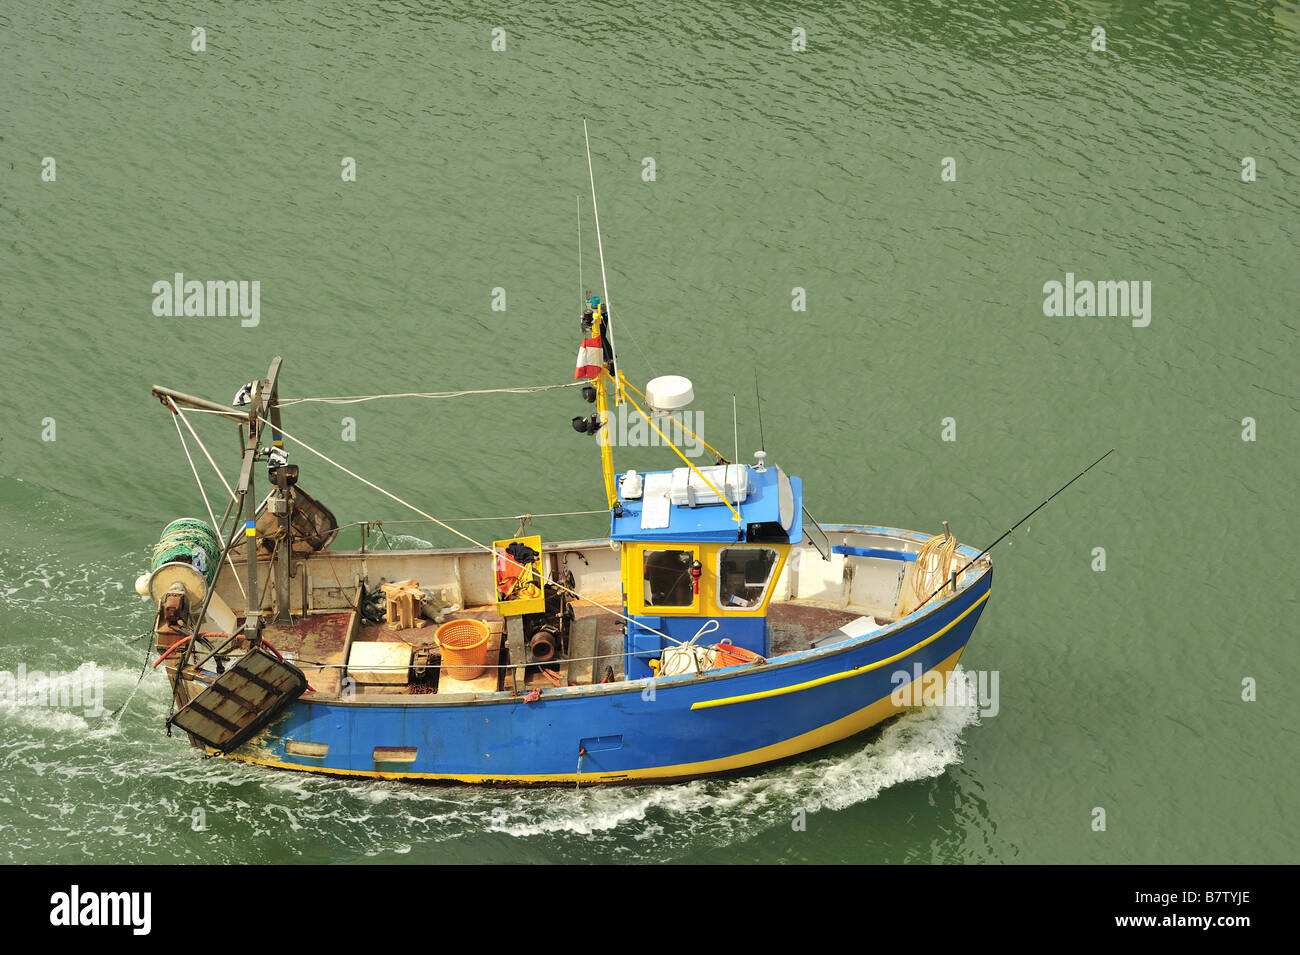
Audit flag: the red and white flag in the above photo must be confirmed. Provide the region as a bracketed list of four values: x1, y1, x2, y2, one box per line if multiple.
[574, 336, 603, 380]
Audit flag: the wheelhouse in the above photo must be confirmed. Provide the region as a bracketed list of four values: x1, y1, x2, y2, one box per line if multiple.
[611, 462, 803, 677]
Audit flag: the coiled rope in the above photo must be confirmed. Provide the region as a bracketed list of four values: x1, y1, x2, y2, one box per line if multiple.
[911, 527, 958, 612]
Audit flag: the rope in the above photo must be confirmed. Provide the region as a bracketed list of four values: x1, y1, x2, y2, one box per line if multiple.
[108, 632, 157, 721]
[256, 415, 686, 647]
[412, 510, 608, 523]
[606, 309, 659, 381]
[911, 528, 958, 613]
[275, 381, 585, 407]
[168, 401, 247, 601]
[331, 511, 609, 540]
[172, 402, 237, 503]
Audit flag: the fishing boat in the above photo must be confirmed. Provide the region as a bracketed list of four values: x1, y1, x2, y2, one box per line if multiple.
[135, 135, 999, 786]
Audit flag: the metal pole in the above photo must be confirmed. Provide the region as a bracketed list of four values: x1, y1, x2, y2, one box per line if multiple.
[267, 359, 292, 624]
[242, 381, 261, 644]
[583, 120, 617, 369]
[151, 385, 246, 422]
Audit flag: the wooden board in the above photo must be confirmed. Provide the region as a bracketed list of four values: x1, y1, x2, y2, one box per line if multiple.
[435, 633, 502, 696]
[567, 618, 598, 686]
[505, 616, 527, 694]
[347, 641, 414, 684]
[263, 609, 353, 698]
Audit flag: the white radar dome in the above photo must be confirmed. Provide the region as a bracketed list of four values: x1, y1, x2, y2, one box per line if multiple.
[645, 375, 694, 412]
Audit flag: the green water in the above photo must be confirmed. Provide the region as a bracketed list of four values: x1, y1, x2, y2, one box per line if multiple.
[1, 0, 1296, 864]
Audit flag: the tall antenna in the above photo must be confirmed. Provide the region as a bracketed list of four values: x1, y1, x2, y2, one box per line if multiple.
[576, 195, 584, 307]
[753, 368, 766, 453]
[732, 393, 740, 466]
[583, 120, 617, 366]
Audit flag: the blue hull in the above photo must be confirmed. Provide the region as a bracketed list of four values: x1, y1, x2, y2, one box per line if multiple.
[218, 569, 992, 784]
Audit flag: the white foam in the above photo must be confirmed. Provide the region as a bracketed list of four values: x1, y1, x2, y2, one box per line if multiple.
[482, 667, 981, 844]
[383, 534, 435, 550]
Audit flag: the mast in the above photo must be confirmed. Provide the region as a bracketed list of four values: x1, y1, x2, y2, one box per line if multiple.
[151, 359, 285, 637]
[594, 314, 619, 510]
[265, 359, 294, 624]
[237, 357, 282, 640]
[583, 121, 621, 509]
[584, 120, 618, 372]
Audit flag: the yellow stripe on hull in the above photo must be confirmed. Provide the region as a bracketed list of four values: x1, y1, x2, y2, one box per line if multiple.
[218, 645, 970, 785]
[692, 590, 990, 710]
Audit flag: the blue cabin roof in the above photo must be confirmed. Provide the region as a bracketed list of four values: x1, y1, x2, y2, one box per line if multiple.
[610, 464, 803, 544]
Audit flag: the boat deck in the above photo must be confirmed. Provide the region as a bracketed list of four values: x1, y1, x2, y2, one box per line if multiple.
[247, 598, 881, 703]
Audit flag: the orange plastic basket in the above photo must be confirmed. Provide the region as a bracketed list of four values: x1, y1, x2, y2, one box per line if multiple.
[436, 619, 490, 680]
[710, 639, 765, 669]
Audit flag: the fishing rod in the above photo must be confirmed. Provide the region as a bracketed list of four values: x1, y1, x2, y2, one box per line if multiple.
[917, 448, 1115, 607]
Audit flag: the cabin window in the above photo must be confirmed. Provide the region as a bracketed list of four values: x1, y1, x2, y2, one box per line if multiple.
[717, 547, 779, 610]
[642, 549, 696, 607]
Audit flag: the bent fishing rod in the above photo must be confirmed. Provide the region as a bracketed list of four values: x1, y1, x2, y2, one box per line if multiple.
[917, 448, 1116, 607]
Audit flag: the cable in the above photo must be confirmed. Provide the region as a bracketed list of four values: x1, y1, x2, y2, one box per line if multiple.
[167, 400, 247, 601]
[276, 381, 584, 407]
[172, 401, 236, 503]
[255, 415, 688, 648]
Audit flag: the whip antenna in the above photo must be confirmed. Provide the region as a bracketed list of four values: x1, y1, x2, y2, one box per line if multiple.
[583, 120, 617, 367]
[732, 393, 739, 466]
[576, 195, 584, 307]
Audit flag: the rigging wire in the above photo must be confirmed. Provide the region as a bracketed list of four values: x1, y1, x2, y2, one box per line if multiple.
[256, 415, 689, 648]
[601, 305, 659, 380]
[167, 400, 247, 601]
[172, 401, 237, 504]
[275, 380, 585, 407]
[583, 119, 618, 373]
[621, 378, 727, 462]
[332, 510, 609, 539]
